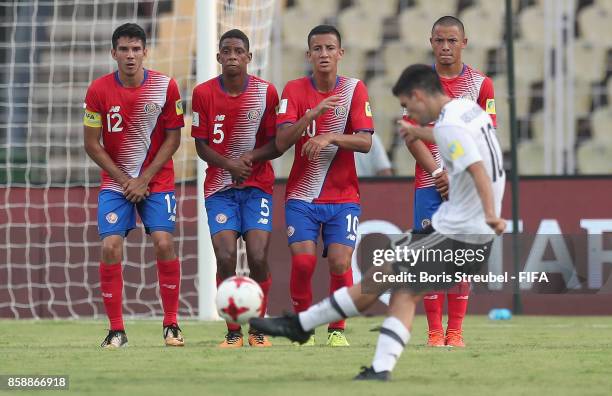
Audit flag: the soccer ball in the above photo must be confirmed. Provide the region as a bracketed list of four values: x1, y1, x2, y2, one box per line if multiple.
[215, 276, 264, 325]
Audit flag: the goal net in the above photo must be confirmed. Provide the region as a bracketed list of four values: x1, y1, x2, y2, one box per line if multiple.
[0, 0, 276, 319]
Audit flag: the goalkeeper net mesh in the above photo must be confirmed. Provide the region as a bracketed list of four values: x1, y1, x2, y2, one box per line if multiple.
[0, 0, 276, 319]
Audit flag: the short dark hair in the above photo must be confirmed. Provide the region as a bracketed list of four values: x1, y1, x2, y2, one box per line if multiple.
[392, 64, 444, 97]
[307, 24, 341, 48]
[431, 15, 465, 36]
[112, 23, 146, 49]
[219, 29, 250, 51]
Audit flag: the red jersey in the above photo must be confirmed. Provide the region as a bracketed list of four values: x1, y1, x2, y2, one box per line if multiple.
[83, 70, 185, 193]
[412, 64, 497, 189]
[277, 76, 374, 203]
[191, 75, 279, 198]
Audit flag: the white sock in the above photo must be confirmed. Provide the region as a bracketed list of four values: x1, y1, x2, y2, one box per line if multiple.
[372, 316, 410, 373]
[298, 287, 360, 331]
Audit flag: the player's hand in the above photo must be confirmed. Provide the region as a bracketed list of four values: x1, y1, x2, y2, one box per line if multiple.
[486, 217, 506, 235]
[239, 151, 255, 167]
[311, 95, 343, 119]
[301, 133, 332, 161]
[123, 177, 149, 203]
[434, 170, 449, 200]
[397, 119, 420, 144]
[227, 158, 252, 185]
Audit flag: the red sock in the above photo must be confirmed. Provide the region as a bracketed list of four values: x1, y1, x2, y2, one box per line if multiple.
[289, 254, 317, 313]
[328, 267, 353, 330]
[423, 292, 444, 332]
[447, 282, 470, 331]
[257, 274, 272, 317]
[99, 262, 124, 331]
[217, 274, 241, 332]
[157, 258, 180, 327]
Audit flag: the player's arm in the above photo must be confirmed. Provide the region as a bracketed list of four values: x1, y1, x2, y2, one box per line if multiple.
[275, 95, 343, 153]
[194, 139, 251, 184]
[398, 119, 448, 198]
[83, 124, 130, 187]
[467, 161, 505, 235]
[241, 138, 282, 163]
[122, 128, 181, 202]
[301, 131, 372, 161]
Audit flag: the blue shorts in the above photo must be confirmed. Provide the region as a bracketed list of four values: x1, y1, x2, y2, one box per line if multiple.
[205, 187, 273, 237]
[97, 189, 177, 239]
[414, 186, 442, 231]
[285, 199, 361, 257]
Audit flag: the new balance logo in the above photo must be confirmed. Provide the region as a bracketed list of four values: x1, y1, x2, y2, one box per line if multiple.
[214, 114, 225, 121]
[102, 292, 113, 298]
[257, 218, 269, 225]
[168, 215, 176, 222]
[109, 106, 121, 113]
[346, 234, 356, 241]
[162, 284, 177, 290]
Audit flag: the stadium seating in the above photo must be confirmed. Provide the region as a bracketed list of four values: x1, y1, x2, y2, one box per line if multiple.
[398, 8, 441, 50]
[518, 5, 545, 46]
[577, 139, 612, 174]
[352, 0, 398, 19]
[492, 74, 531, 118]
[412, 0, 458, 16]
[281, 6, 324, 49]
[338, 48, 368, 81]
[381, 41, 431, 84]
[590, 106, 612, 143]
[577, 4, 612, 44]
[337, 6, 384, 51]
[459, 6, 504, 50]
[294, 0, 339, 22]
[572, 39, 607, 84]
[367, 76, 401, 150]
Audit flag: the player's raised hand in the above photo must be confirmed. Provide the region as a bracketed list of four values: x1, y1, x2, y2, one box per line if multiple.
[311, 95, 342, 119]
[123, 176, 149, 203]
[397, 119, 419, 144]
[227, 158, 252, 185]
[301, 133, 332, 161]
[486, 217, 506, 235]
[433, 169, 449, 200]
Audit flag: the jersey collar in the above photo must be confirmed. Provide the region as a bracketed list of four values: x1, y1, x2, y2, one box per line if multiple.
[218, 74, 250, 95]
[433, 63, 466, 78]
[309, 75, 340, 93]
[114, 69, 148, 87]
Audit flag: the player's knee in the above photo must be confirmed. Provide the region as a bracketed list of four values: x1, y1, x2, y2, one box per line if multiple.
[328, 254, 350, 274]
[215, 249, 237, 277]
[153, 237, 175, 257]
[101, 239, 122, 263]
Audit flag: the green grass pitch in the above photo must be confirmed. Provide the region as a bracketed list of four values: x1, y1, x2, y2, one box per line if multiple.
[2, 316, 611, 395]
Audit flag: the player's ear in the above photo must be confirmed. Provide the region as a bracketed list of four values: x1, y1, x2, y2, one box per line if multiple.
[111, 48, 117, 61]
[338, 47, 344, 59]
[216, 53, 221, 65]
[143, 47, 148, 58]
[462, 37, 468, 49]
[247, 52, 253, 63]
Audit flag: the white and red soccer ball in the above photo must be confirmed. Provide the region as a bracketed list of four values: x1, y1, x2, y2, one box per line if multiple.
[215, 276, 264, 325]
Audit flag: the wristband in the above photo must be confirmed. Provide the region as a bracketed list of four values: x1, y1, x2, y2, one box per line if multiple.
[432, 168, 443, 177]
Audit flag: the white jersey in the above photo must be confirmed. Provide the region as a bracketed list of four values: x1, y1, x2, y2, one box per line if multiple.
[431, 98, 505, 242]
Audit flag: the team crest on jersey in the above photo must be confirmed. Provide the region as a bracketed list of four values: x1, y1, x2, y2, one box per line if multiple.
[421, 218, 431, 229]
[216, 213, 228, 224]
[334, 105, 347, 118]
[287, 226, 295, 237]
[144, 102, 160, 115]
[106, 212, 119, 224]
[246, 109, 261, 122]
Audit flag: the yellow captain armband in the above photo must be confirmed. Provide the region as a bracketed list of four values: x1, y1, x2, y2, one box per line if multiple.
[83, 109, 102, 127]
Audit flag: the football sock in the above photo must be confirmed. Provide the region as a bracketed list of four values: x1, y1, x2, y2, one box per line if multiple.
[257, 274, 272, 317]
[328, 268, 353, 330]
[299, 287, 359, 332]
[447, 282, 470, 331]
[217, 274, 241, 332]
[423, 292, 444, 332]
[157, 258, 180, 327]
[99, 262, 124, 331]
[289, 254, 317, 313]
[372, 316, 411, 373]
